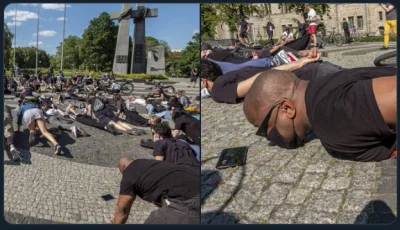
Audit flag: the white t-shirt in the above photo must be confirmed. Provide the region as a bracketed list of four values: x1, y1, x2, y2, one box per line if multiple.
[308, 9, 317, 26]
[282, 31, 294, 39]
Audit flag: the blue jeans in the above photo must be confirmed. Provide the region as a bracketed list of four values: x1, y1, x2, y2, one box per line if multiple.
[209, 57, 273, 74]
[146, 104, 171, 120]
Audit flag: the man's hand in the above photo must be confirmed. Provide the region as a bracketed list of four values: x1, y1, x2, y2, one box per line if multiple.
[299, 51, 320, 66]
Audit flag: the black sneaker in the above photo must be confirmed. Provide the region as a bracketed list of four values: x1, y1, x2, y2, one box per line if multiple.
[77, 127, 88, 137]
[380, 46, 389, 50]
[137, 129, 146, 135]
[105, 124, 118, 135]
[129, 129, 141, 136]
[54, 144, 62, 155]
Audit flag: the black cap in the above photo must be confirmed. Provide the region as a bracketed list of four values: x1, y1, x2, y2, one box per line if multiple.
[201, 43, 212, 51]
[167, 101, 184, 110]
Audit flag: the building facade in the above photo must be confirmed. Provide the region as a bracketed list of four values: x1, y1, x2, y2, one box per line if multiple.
[213, 4, 388, 42]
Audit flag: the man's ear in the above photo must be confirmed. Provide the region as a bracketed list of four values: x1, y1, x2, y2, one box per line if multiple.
[280, 99, 296, 119]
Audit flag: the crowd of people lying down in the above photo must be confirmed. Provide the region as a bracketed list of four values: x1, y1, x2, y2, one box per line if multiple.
[201, 34, 396, 162]
[4, 71, 201, 160]
[4, 71, 201, 223]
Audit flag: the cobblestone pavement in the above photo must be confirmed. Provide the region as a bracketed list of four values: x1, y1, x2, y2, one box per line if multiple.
[201, 42, 397, 224]
[4, 79, 199, 224]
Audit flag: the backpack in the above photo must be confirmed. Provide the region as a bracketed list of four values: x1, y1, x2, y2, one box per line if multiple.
[152, 100, 165, 113]
[92, 97, 105, 112]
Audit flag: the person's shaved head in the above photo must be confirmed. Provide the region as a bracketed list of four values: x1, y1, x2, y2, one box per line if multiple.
[243, 69, 299, 127]
[118, 157, 134, 173]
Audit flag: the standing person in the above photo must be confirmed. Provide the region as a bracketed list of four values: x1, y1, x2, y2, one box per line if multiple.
[380, 3, 397, 50]
[266, 21, 275, 45]
[342, 18, 351, 44]
[238, 17, 250, 45]
[188, 69, 198, 88]
[49, 65, 54, 77]
[15, 65, 19, 77]
[305, 4, 318, 48]
[4, 104, 21, 161]
[111, 157, 200, 224]
[11, 66, 15, 77]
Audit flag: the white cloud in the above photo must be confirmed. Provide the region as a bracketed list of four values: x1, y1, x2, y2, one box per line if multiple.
[41, 4, 68, 11]
[21, 4, 38, 6]
[33, 30, 57, 37]
[28, 41, 43, 46]
[4, 10, 38, 21]
[57, 17, 67, 21]
[6, 21, 22, 27]
[193, 29, 199, 35]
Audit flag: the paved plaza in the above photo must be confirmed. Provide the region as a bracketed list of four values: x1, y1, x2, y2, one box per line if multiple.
[201, 42, 397, 224]
[4, 78, 199, 224]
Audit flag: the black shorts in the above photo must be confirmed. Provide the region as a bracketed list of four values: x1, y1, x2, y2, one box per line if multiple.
[240, 32, 248, 39]
[97, 111, 118, 124]
[190, 77, 197, 83]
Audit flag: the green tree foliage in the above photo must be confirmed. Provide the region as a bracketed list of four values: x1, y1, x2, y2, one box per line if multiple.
[12, 47, 50, 69]
[145, 36, 170, 56]
[79, 12, 118, 72]
[4, 23, 14, 68]
[178, 33, 200, 76]
[281, 3, 330, 23]
[201, 3, 272, 40]
[55, 35, 81, 70]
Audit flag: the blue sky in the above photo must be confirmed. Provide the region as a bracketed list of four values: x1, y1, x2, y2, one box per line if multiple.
[4, 3, 200, 55]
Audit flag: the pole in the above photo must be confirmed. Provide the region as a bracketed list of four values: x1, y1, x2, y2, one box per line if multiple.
[364, 4, 369, 34]
[36, 5, 40, 77]
[61, 4, 66, 71]
[14, 4, 17, 68]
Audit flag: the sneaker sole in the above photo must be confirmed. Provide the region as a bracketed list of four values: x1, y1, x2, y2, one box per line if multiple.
[10, 149, 20, 161]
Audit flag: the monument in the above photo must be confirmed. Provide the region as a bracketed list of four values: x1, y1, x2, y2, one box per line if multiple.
[146, 46, 165, 75]
[111, 3, 158, 74]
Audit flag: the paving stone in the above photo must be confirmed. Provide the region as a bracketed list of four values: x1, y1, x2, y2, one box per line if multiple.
[298, 173, 325, 189]
[296, 210, 337, 224]
[305, 190, 345, 213]
[342, 190, 373, 212]
[272, 168, 303, 184]
[377, 177, 397, 194]
[245, 205, 275, 224]
[257, 184, 292, 206]
[321, 177, 352, 190]
[285, 187, 313, 205]
[336, 212, 368, 224]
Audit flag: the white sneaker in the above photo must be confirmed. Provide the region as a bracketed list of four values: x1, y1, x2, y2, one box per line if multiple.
[71, 126, 78, 138]
[10, 146, 20, 161]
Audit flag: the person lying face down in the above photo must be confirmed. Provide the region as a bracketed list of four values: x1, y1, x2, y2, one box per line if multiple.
[243, 67, 396, 162]
[201, 48, 326, 104]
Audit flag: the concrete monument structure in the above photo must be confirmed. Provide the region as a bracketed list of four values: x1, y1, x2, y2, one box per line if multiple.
[111, 3, 158, 74]
[146, 46, 166, 75]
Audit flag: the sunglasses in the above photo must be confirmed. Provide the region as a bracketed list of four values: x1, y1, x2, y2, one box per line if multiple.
[255, 100, 282, 137]
[255, 79, 300, 138]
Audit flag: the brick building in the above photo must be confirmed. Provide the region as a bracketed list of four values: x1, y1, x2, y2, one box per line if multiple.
[213, 3, 389, 42]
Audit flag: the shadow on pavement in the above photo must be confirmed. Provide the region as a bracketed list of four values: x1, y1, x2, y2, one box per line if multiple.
[356, 200, 396, 224]
[4, 148, 32, 165]
[201, 158, 247, 224]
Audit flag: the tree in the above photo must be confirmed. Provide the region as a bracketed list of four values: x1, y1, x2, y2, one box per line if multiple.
[55, 35, 81, 70]
[11, 47, 50, 69]
[281, 3, 330, 23]
[178, 33, 200, 76]
[145, 36, 170, 56]
[79, 12, 118, 72]
[4, 23, 14, 68]
[201, 3, 272, 40]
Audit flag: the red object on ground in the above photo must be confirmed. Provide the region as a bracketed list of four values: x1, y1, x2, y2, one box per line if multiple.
[390, 150, 397, 159]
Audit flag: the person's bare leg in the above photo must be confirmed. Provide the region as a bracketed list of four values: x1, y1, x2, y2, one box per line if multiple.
[28, 121, 37, 145]
[36, 119, 58, 146]
[109, 121, 129, 132]
[117, 121, 134, 130]
[312, 34, 317, 47]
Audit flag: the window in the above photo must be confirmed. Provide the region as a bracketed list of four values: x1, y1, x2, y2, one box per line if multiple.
[379, 11, 383, 21]
[357, 16, 363, 29]
[348, 16, 355, 29]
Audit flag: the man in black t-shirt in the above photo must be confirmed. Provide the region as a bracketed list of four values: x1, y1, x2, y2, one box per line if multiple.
[201, 48, 343, 104]
[169, 102, 201, 146]
[243, 67, 396, 162]
[152, 122, 199, 166]
[266, 21, 275, 44]
[342, 18, 351, 44]
[237, 18, 250, 45]
[87, 95, 142, 135]
[111, 157, 200, 224]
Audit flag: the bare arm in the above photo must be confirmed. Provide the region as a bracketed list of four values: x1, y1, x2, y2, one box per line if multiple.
[154, 155, 164, 161]
[111, 194, 135, 224]
[381, 4, 394, 12]
[372, 76, 396, 129]
[236, 53, 320, 98]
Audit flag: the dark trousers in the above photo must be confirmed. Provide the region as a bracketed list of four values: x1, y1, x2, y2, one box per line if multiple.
[144, 195, 200, 224]
[344, 30, 351, 43]
[124, 110, 149, 127]
[267, 31, 274, 44]
[75, 115, 107, 131]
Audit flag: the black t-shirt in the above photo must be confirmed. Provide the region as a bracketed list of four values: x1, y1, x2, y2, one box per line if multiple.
[153, 138, 199, 166]
[175, 115, 201, 144]
[211, 64, 318, 104]
[119, 159, 200, 203]
[266, 22, 275, 33]
[305, 67, 396, 162]
[240, 21, 248, 33]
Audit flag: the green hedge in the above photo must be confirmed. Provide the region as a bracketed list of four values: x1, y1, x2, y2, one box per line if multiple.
[5, 69, 168, 80]
[357, 35, 397, 42]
